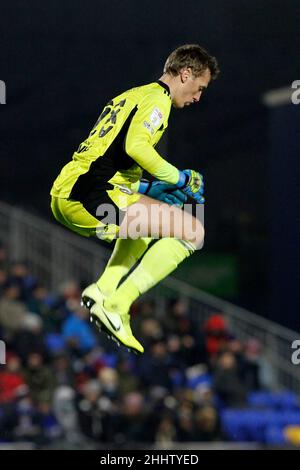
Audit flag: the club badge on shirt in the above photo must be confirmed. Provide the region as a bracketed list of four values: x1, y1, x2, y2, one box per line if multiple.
[150, 107, 163, 127]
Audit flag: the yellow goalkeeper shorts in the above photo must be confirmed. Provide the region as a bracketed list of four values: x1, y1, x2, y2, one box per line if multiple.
[50, 186, 141, 243]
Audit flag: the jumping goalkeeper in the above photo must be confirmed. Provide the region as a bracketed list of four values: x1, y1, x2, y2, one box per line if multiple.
[50, 44, 219, 354]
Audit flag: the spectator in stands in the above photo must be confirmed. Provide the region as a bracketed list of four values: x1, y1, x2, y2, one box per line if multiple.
[60, 280, 82, 309]
[36, 401, 62, 444]
[23, 353, 56, 404]
[116, 357, 140, 396]
[192, 382, 216, 408]
[133, 299, 156, 334]
[12, 314, 47, 362]
[0, 353, 27, 404]
[26, 283, 47, 312]
[137, 339, 172, 390]
[175, 397, 195, 442]
[9, 261, 37, 301]
[0, 282, 29, 335]
[1, 394, 42, 443]
[163, 298, 194, 336]
[213, 351, 246, 407]
[117, 392, 153, 443]
[62, 304, 98, 355]
[139, 317, 164, 348]
[52, 385, 81, 443]
[98, 367, 119, 401]
[155, 412, 177, 445]
[181, 333, 205, 367]
[76, 380, 104, 442]
[166, 334, 188, 376]
[52, 353, 75, 388]
[192, 405, 222, 441]
[203, 313, 231, 361]
[243, 338, 278, 391]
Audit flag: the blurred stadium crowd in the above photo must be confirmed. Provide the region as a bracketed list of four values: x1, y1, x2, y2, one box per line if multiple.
[0, 242, 299, 448]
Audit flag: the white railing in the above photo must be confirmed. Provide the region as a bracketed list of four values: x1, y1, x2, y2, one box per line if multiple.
[0, 201, 299, 394]
[0, 201, 109, 291]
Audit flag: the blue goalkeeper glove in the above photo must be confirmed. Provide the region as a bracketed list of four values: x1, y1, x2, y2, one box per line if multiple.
[138, 180, 188, 207]
[177, 169, 205, 204]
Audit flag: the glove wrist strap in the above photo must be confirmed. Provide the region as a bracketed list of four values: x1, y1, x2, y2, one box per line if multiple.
[177, 171, 190, 189]
[138, 179, 151, 194]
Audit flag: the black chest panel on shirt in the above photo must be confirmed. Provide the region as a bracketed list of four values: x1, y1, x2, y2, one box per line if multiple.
[70, 106, 138, 201]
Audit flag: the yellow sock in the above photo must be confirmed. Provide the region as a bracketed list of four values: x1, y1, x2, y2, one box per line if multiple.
[96, 237, 152, 296]
[104, 238, 195, 314]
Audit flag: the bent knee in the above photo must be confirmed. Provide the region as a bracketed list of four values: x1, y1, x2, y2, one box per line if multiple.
[183, 217, 204, 249]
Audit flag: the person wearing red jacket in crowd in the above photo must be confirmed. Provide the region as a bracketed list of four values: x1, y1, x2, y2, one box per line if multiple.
[203, 314, 231, 360]
[0, 353, 27, 404]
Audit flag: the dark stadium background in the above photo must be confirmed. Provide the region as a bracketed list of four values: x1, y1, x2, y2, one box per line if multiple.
[0, 0, 299, 328]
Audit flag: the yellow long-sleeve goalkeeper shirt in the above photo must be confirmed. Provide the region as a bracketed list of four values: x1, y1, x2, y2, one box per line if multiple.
[50, 81, 180, 202]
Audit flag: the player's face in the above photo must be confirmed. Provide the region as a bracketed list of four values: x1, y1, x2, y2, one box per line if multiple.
[173, 67, 211, 108]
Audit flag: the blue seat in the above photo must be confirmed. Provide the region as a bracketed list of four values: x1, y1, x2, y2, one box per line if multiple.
[221, 409, 300, 443]
[265, 426, 285, 444]
[248, 391, 299, 410]
[221, 410, 250, 441]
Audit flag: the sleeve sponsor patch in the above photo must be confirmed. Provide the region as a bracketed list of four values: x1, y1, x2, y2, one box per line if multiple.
[150, 107, 163, 127]
[143, 120, 154, 134]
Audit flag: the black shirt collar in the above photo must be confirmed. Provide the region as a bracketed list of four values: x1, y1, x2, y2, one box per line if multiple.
[156, 80, 171, 97]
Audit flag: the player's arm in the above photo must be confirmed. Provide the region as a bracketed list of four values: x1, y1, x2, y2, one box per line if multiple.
[125, 93, 204, 203]
[125, 92, 181, 184]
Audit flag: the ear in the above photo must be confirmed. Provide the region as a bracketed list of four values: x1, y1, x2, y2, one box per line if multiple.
[180, 67, 192, 83]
